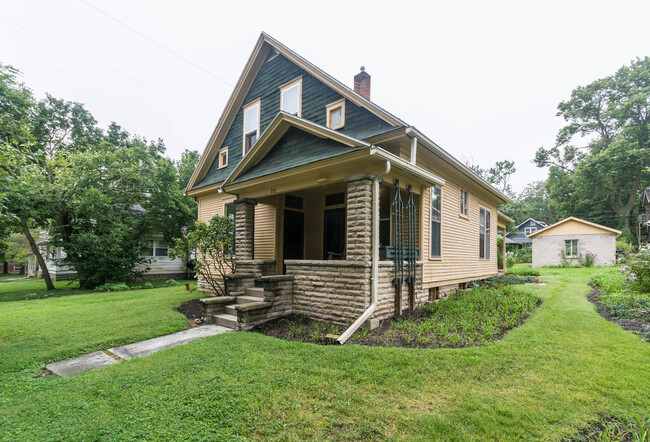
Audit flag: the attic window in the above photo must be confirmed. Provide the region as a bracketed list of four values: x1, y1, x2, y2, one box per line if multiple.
[218, 147, 228, 169]
[524, 227, 537, 235]
[280, 77, 302, 116]
[326, 99, 345, 130]
[243, 99, 260, 156]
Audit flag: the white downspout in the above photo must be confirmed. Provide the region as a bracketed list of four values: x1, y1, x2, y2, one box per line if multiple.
[337, 160, 391, 345]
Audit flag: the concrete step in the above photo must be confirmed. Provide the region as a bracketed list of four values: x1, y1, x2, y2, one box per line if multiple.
[214, 313, 237, 329]
[245, 287, 264, 298]
[224, 304, 237, 315]
[236, 295, 264, 304]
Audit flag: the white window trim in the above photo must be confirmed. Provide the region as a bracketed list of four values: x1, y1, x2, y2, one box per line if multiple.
[479, 206, 491, 260]
[279, 77, 302, 117]
[326, 99, 345, 130]
[459, 188, 469, 218]
[430, 185, 442, 260]
[524, 226, 537, 235]
[218, 147, 229, 169]
[144, 239, 168, 258]
[242, 98, 261, 156]
[565, 239, 579, 257]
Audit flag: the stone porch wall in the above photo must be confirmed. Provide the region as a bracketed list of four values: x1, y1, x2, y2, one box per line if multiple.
[285, 260, 371, 325]
[235, 259, 276, 277]
[374, 262, 426, 320]
[235, 275, 294, 329]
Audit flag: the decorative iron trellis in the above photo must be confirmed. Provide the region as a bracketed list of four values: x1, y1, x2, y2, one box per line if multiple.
[391, 180, 418, 314]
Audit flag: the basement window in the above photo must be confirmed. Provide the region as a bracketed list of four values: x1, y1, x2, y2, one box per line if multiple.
[218, 147, 228, 169]
[326, 99, 345, 130]
[243, 99, 260, 156]
[280, 77, 302, 116]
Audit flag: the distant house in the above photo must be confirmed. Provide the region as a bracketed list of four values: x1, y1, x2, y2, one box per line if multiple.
[639, 187, 650, 243]
[27, 236, 185, 281]
[506, 218, 548, 249]
[530, 217, 621, 268]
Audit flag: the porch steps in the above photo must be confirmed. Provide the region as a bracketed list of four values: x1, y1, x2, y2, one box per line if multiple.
[214, 313, 238, 329]
[213, 289, 265, 329]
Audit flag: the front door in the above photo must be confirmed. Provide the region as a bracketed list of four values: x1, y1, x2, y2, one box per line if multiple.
[283, 209, 304, 260]
[323, 208, 346, 259]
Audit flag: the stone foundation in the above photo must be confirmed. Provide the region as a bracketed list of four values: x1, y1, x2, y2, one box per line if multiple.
[375, 261, 426, 320]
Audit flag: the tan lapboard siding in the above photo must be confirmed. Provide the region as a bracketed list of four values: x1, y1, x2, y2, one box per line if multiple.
[197, 191, 276, 260]
[254, 197, 276, 260]
[534, 219, 610, 237]
[417, 149, 499, 287]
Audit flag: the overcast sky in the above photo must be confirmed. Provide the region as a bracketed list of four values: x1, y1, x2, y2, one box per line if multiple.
[1, 0, 649, 193]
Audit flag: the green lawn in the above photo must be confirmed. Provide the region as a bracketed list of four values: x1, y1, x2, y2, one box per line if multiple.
[0, 277, 194, 302]
[0, 267, 649, 440]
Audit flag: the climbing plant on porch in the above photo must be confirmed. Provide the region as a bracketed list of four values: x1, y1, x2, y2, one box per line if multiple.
[170, 215, 235, 296]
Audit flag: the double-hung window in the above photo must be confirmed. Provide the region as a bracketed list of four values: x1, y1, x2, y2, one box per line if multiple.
[459, 189, 468, 216]
[243, 99, 260, 156]
[524, 226, 537, 235]
[430, 186, 442, 258]
[143, 240, 168, 258]
[565, 239, 578, 257]
[326, 99, 345, 129]
[280, 78, 302, 116]
[479, 208, 491, 259]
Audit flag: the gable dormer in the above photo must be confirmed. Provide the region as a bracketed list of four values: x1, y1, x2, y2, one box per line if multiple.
[186, 33, 404, 194]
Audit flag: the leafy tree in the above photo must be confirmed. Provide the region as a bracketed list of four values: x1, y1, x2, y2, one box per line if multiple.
[467, 159, 517, 197]
[0, 63, 55, 289]
[501, 181, 558, 229]
[535, 57, 650, 232]
[171, 215, 235, 296]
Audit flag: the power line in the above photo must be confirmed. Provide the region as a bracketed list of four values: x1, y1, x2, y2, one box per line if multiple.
[0, 15, 217, 117]
[79, 0, 232, 87]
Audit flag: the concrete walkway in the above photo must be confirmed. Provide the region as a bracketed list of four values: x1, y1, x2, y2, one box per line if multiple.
[45, 325, 231, 377]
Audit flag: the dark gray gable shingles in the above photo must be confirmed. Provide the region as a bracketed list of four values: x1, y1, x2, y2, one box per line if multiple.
[230, 126, 366, 185]
[192, 54, 397, 190]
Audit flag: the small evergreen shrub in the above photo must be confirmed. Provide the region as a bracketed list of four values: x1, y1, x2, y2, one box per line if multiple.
[165, 279, 179, 287]
[94, 282, 130, 292]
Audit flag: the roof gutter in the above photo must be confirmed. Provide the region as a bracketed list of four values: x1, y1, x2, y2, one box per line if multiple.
[404, 127, 512, 204]
[369, 146, 445, 187]
[336, 160, 391, 345]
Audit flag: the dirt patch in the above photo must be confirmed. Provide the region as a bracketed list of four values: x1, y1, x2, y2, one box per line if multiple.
[588, 287, 650, 342]
[176, 298, 204, 327]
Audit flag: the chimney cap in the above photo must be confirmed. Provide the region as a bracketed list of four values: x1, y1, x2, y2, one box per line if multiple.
[360, 66, 365, 71]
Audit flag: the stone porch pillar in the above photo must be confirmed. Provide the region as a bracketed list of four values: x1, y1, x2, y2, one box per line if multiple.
[234, 198, 257, 261]
[345, 174, 373, 261]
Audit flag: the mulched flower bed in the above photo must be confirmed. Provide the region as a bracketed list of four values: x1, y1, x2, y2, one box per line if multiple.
[252, 285, 540, 349]
[588, 287, 650, 342]
[176, 298, 204, 326]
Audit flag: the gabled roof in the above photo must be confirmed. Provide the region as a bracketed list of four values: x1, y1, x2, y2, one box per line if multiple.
[528, 217, 622, 238]
[222, 112, 369, 187]
[642, 186, 650, 206]
[186, 32, 405, 192]
[514, 217, 547, 230]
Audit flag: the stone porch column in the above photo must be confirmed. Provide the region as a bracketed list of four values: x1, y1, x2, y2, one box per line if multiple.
[345, 174, 373, 261]
[234, 198, 257, 261]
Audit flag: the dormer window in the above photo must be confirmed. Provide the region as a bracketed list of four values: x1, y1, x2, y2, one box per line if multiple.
[326, 99, 345, 130]
[243, 99, 260, 156]
[218, 147, 228, 169]
[280, 77, 302, 116]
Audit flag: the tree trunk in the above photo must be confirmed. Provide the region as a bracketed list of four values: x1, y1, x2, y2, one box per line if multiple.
[2, 262, 7, 274]
[20, 217, 55, 290]
[610, 179, 639, 233]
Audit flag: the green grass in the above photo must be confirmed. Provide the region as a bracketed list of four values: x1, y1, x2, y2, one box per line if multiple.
[1, 267, 649, 440]
[0, 271, 22, 281]
[0, 277, 194, 302]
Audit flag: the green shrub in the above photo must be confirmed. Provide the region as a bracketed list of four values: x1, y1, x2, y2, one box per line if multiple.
[143, 282, 154, 289]
[165, 279, 179, 287]
[513, 249, 532, 263]
[620, 245, 650, 293]
[577, 251, 597, 267]
[94, 282, 130, 292]
[616, 240, 636, 254]
[506, 251, 517, 269]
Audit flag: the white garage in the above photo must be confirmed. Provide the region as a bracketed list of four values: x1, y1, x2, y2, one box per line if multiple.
[530, 217, 621, 268]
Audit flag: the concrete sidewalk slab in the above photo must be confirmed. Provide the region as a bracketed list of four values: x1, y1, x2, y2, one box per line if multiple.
[109, 325, 230, 360]
[46, 351, 117, 377]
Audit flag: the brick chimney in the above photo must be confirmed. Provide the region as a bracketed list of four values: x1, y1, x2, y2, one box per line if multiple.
[354, 66, 371, 100]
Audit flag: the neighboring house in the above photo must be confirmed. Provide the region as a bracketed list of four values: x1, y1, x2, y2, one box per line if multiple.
[27, 236, 185, 281]
[506, 218, 547, 249]
[2, 262, 24, 274]
[530, 217, 621, 268]
[186, 33, 513, 335]
[639, 186, 650, 243]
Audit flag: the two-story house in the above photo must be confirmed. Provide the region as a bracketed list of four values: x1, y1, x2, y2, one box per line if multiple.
[506, 218, 548, 249]
[186, 33, 513, 341]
